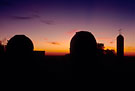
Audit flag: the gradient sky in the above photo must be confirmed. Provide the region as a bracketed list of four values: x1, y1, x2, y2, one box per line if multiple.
[0, 0, 135, 56]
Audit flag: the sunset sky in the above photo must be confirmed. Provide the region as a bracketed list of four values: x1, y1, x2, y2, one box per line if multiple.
[0, 0, 135, 56]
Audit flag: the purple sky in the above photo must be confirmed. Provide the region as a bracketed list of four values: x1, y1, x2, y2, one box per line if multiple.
[0, 0, 135, 55]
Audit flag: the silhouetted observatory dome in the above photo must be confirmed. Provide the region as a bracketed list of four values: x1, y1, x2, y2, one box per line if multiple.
[6, 35, 34, 56]
[70, 31, 97, 57]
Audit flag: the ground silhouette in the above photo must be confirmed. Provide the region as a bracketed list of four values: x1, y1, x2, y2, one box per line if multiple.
[0, 33, 135, 80]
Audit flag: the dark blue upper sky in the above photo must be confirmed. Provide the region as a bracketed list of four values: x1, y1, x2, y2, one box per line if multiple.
[0, 0, 134, 21]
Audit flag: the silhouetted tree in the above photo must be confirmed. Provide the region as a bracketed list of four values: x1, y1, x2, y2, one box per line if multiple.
[97, 43, 105, 56]
[0, 41, 4, 56]
[104, 49, 115, 56]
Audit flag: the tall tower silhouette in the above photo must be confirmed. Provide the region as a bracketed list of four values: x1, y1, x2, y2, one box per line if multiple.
[117, 29, 124, 57]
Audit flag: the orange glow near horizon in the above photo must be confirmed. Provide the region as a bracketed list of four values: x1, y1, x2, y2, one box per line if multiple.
[34, 45, 135, 56]
[34, 48, 69, 56]
[105, 46, 135, 56]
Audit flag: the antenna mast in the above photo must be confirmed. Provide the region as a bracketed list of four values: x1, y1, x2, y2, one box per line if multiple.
[118, 29, 122, 35]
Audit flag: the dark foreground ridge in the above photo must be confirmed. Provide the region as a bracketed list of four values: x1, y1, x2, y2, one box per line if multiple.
[0, 32, 135, 80]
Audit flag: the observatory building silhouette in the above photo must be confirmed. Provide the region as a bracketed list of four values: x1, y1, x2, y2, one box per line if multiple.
[6, 35, 35, 71]
[117, 34, 124, 57]
[70, 31, 98, 80]
[70, 31, 97, 58]
[6, 35, 34, 56]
